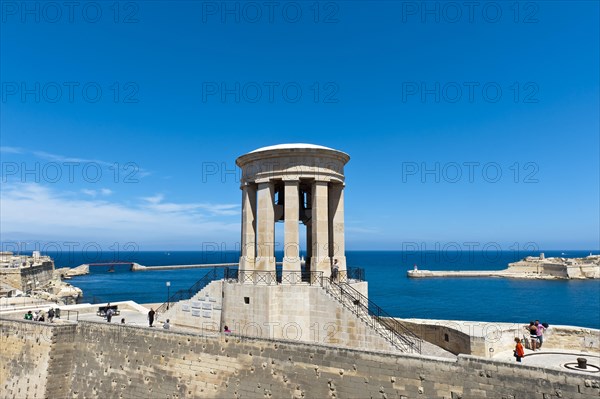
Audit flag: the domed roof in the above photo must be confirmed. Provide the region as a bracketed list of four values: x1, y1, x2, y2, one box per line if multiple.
[249, 143, 335, 153]
[237, 143, 350, 168]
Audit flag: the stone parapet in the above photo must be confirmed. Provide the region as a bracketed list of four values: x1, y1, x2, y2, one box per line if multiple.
[1, 318, 598, 398]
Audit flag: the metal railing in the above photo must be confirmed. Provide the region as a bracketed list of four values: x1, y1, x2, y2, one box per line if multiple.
[156, 267, 226, 314]
[64, 309, 79, 321]
[322, 278, 421, 354]
[227, 269, 325, 285]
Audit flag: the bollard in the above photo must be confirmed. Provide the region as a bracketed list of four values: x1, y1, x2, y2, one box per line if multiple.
[576, 357, 588, 369]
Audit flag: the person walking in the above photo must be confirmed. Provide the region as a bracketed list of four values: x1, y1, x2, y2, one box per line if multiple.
[47, 308, 55, 323]
[148, 308, 155, 327]
[513, 337, 525, 362]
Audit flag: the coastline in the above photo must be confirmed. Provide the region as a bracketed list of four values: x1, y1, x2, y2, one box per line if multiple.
[408, 253, 600, 280]
[406, 269, 598, 280]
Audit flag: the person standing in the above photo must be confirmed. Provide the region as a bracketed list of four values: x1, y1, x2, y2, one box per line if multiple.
[148, 308, 155, 327]
[513, 337, 525, 362]
[48, 308, 55, 323]
[535, 320, 546, 349]
[331, 259, 339, 283]
[106, 307, 114, 323]
[525, 321, 538, 351]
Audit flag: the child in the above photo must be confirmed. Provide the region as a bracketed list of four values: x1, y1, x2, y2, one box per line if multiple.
[514, 337, 525, 362]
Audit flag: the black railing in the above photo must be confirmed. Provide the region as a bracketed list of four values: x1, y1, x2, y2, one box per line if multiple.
[322, 279, 421, 354]
[337, 267, 365, 282]
[156, 267, 226, 314]
[230, 269, 324, 285]
[64, 309, 79, 321]
[347, 266, 365, 281]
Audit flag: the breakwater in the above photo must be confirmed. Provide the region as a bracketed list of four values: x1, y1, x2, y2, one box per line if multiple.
[131, 262, 237, 271]
[408, 270, 509, 278]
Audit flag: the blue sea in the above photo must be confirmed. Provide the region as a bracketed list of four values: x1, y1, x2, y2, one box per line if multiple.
[43, 249, 600, 329]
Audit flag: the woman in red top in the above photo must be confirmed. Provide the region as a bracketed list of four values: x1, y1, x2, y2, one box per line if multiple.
[514, 337, 525, 362]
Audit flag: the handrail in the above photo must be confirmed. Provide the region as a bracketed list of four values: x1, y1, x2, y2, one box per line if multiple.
[321, 279, 421, 354]
[229, 269, 324, 285]
[156, 267, 225, 314]
[65, 309, 79, 321]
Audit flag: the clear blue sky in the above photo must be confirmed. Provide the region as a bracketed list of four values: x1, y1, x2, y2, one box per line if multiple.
[1, 1, 598, 252]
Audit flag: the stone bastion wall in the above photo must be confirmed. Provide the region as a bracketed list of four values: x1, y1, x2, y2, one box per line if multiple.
[0, 262, 54, 292]
[1, 318, 599, 399]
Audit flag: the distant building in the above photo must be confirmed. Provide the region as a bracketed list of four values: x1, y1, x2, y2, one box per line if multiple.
[0, 251, 55, 294]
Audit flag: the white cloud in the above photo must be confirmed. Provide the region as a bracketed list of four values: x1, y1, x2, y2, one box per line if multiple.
[81, 189, 97, 197]
[3, 148, 152, 179]
[81, 188, 113, 197]
[0, 146, 24, 154]
[0, 182, 239, 247]
[141, 194, 239, 216]
[31, 150, 111, 166]
[142, 194, 164, 204]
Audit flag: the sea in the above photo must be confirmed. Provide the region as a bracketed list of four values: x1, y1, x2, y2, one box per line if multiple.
[42, 249, 600, 329]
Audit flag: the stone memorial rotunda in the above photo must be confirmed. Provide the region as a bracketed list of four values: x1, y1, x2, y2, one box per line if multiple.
[165, 144, 422, 354]
[236, 143, 348, 281]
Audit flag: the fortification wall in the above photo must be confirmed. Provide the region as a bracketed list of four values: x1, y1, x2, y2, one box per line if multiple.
[395, 319, 600, 359]
[0, 268, 22, 291]
[0, 319, 596, 399]
[507, 260, 600, 279]
[542, 263, 570, 278]
[0, 262, 55, 291]
[0, 319, 76, 399]
[566, 265, 600, 279]
[396, 319, 475, 356]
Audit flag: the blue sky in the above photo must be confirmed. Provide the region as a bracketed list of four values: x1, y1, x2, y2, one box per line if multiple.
[1, 1, 598, 252]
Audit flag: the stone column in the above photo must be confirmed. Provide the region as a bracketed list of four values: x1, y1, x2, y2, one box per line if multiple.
[305, 187, 312, 268]
[311, 181, 330, 277]
[256, 181, 276, 278]
[329, 183, 346, 280]
[283, 180, 301, 283]
[239, 183, 257, 273]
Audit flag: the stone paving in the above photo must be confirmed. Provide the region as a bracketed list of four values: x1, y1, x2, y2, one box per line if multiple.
[493, 347, 600, 376]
